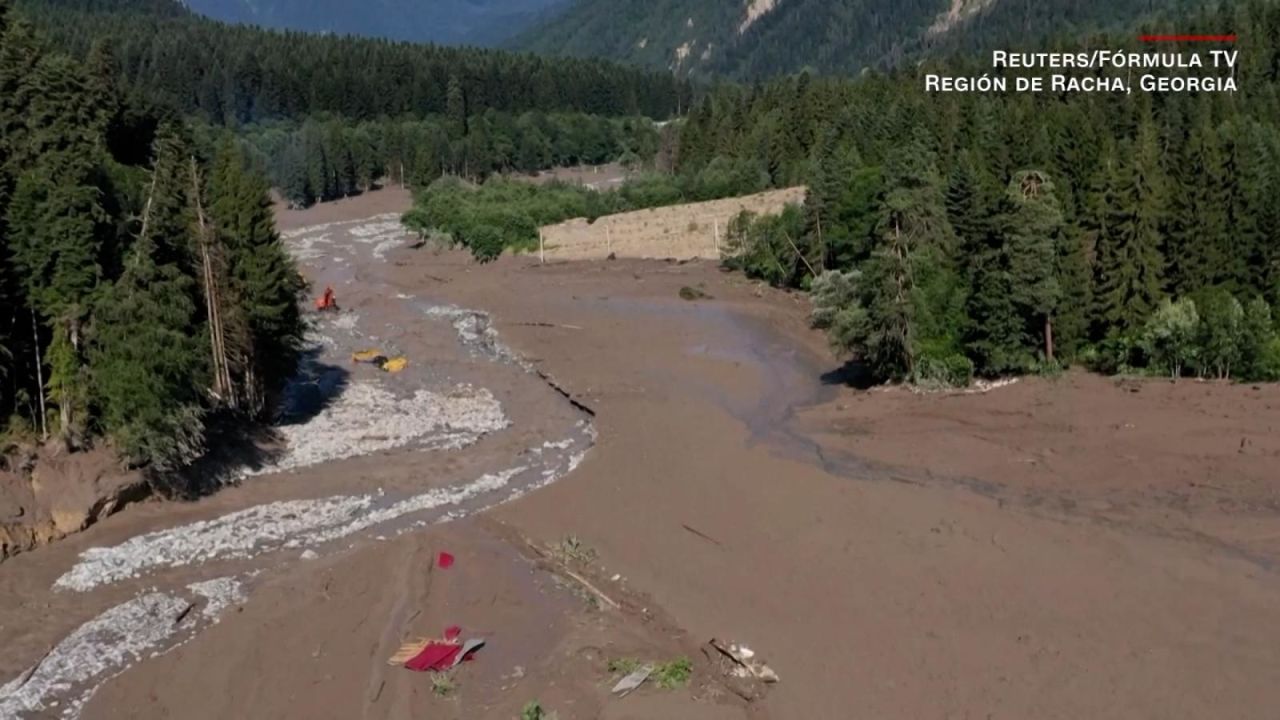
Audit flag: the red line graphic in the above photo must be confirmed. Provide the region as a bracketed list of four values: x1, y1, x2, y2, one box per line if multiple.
[1140, 34, 1237, 42]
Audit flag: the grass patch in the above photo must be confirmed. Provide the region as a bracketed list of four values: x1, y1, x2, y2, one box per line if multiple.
[679, 285, 711, 301]
[430, 671, 457, 697]
[556, 535, 597, 564]
[607, 657, 643, 675]
[521, 700, 558, 720]
[606, 656, 692, 690]
[652, 657, 693, 689]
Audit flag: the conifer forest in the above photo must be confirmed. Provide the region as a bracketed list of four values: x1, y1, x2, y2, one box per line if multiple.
[1, 0, 307, 479]
[687, 2, 1280, 385]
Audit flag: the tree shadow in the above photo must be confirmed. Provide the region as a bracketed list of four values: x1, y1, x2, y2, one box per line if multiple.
[166, 418, 286, 499]
[159, 348, 351, 498]
[275, 347, 351, 426]
[820, 360, 876, 390]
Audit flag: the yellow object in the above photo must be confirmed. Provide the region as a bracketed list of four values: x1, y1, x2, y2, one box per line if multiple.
[352, 348, 384, 363]
[381, 357, 409, 373]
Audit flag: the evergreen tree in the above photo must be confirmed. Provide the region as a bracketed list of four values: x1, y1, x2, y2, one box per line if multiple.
[1000, 171, 1065, 364]
[1053, 220, 1092, 360]
[801, 123, 856, 271]
[209, 137, 305, 415]
[860, 129, 961, 380]
[446, 75, 467, 137]
[947, 149, 997, 262]
[1092, 122, 1166, 337]
[1226, 119, 1280, 298]
[948, 150, 1008, 373]
[1165, 101, 1229, 294]
[5, 56, 110, 441]
[301, 120, 329, 204]
[84, 37, 121, 141]
[279, 137, 310, 207]
[0, 3, 308, 464]
[91, 131, 207, 475]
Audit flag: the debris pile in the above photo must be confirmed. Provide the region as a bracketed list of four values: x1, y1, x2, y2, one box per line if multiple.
[706, 638, 779, 698]
[388, 625, 485, 672]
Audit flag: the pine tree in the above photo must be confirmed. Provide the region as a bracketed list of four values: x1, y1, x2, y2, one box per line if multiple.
[1166, 100, 1229, 294]
[0, 0, 15, 413]
[5, 56, 109, 441]
[947, 149, 997, 264]
[324, 121, 356, 197]
[446, 75, 467, 138]
[801, 122, 862, 271]
[1053, 222, 1092, 360]
[1092, 124, 1166, 337]
[186, 136, 236, 410]
[91, 234, 206, 476]
[1225, 118, 1278, 297]
[1001, 171, 1065, 364]
[860, 129, 961, 380]
[84, 38, 120, 142]
[301, 120, 329, 204]
[0, 9, 41, 174]
[949, 148, 1011, 372]
[280, 137, 311, 208]
[962, 166, 1026, 374]
[91, 131, 207, 475]
[210, 138, 305, 416]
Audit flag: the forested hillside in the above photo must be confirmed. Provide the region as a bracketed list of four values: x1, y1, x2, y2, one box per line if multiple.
[513, 0, 1205, 79]
[184, 0, 568, 47]
[14, 0, 689, 209]
[237, 113, 661, 207]
[17, 0, 689, 124]
[1, 0, 307, 485]
[675, 2, 1280, 383]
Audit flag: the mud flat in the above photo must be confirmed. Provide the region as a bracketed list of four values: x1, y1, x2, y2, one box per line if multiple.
[5, 187, 1280, 719]
[396, 244, 1280, 718]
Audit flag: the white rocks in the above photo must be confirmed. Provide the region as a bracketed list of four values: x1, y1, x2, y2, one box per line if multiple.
[53, 496, 377, 591]
[282, 214, 407, 262]
[51, 463, 559, 592]
[327, 312, 360, 331]
[0, 577, 250, 719]
[252, 383, 509, 476]
[0, 593, 191, 718]
[187, 577, 246, 621]
[346, 220, 406, 260]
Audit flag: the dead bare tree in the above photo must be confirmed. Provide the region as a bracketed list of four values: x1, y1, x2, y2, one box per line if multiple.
[188, 156, 236, 409]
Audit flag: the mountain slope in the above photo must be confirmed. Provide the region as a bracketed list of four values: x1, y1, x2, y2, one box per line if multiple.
[17, 0, 688, 123]
[511, 0, 1205, 79]
[181, 0, 570, 46]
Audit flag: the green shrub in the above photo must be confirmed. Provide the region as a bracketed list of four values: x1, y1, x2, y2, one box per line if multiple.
[913, 352, 974, 389]
[1250, 337, 1280, 381]
[1082, 335, 1142, 375]
[1141, 298, 1200, 379]
[521, 701, 557, 720]
[652, 657, 693, 689]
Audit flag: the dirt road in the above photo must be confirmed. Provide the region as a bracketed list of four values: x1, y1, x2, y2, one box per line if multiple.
[3, 187, 1280, 719]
